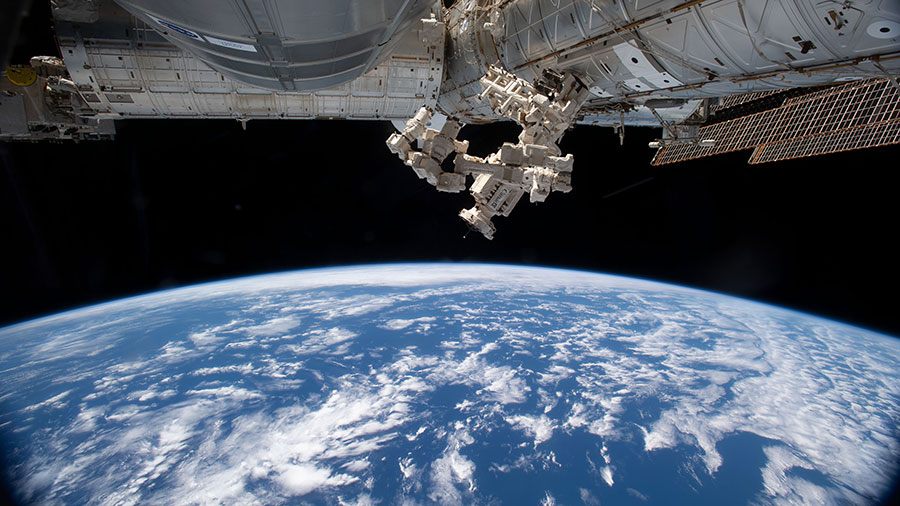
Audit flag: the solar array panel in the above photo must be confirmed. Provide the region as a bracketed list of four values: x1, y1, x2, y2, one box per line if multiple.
[651, 79, 900, 166]
[650, 104, 779, 164]
[710, 89, 782, 112]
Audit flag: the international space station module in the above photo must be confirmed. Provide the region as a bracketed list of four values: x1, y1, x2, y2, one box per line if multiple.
[2, 0, 899, 237]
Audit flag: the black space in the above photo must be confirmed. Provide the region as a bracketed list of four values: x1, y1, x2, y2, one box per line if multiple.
[3, 0, 898, 339]
[2, 117, 899, 340]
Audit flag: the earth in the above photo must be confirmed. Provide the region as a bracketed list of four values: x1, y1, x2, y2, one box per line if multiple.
[0, 264, 898, 506]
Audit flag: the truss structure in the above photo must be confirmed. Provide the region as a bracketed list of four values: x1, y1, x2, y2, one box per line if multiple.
[652, 79, 900, 165]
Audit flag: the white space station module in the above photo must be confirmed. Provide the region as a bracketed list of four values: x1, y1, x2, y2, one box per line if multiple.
[2, 0, 899, 238]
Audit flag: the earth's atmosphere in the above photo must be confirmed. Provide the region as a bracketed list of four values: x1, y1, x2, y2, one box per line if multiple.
[0, 264, 898, 505]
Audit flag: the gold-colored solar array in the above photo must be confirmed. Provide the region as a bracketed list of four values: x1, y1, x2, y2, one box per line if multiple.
[709, 89, 782, 112]
[652, 78, 900, 166]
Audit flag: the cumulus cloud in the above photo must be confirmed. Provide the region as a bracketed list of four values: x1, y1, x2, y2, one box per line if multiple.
[430, 343, 529, 405]
[283, 327, 357, 355]
[428, 441, 476, 505]
[506, 414, 556, 446]
[274, 463, 357, 496]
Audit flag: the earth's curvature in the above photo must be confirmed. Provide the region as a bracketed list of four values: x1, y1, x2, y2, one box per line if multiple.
[1, 264, 898, 505]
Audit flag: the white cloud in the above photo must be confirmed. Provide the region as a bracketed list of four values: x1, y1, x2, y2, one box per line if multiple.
[600, 466, 614, 487]
[537, 365, 575, 385]
[627, 488, 649, 501]
[579, 487, 601, 505]
[185, 385, 263, 401]
[428, 445, 476, 506]
[191, 363, 255, 376]
[340, 493, 377, 506]
[283, 327, 358, 355]
[382, 317, 436, 331]
[22, 390, 71, 412]
[430, 343, 529, 405]
[506, 414, 556, 447]
[399, 457, 417, 480]
[243, 316, 301, 337]
[540, 491, 556, 506]
[126, 389, 177, 402]
[274, 463, 357, 496]
[342, 459, 370, 472]
[188, 319, 249, 349]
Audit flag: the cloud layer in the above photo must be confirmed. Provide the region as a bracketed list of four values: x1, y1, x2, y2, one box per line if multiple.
[0, 264, 898, 505]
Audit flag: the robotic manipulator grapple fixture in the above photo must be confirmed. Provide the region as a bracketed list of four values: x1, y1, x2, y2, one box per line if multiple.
[387, 66, 590, 240]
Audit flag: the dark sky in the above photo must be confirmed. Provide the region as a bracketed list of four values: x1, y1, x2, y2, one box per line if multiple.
[2, 0, 899, 339]
[2, 116, 899, 338]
